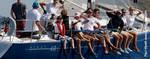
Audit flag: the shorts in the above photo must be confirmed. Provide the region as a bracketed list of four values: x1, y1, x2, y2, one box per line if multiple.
[16, 20, 26, 30]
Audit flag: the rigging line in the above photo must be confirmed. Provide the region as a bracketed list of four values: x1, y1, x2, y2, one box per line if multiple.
[115, 0, 119, 9]
[65, 0, 87, 10]
[144, 10, 148, 57]
[118, 0, 129, 9]
[127, 0, 132, 7]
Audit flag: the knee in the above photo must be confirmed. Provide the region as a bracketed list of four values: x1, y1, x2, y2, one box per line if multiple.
[133, 33, 138, 37]
[114, 35, 120, 41]
[119, 35, 123, 40]
[130, 32, 138, 36]
[129, 34, 134, 40]
[76, 39, 81, 43]
[123, 34, 128, 40]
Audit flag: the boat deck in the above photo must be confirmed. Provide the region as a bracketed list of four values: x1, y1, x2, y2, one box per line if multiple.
[0, 32, 149, 59]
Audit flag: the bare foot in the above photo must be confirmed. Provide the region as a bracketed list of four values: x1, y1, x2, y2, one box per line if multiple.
[79, 55, 85, 59]
[104, 47, 109, 54]
[133, 47, 140, 52]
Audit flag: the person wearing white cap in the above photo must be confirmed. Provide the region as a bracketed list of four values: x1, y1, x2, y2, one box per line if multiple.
[72, 12, 94, 59]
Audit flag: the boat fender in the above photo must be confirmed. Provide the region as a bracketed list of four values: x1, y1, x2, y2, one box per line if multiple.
[0, 17, 16, 36]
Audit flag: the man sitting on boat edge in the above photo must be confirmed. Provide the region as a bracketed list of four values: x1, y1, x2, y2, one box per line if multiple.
[54, 15, 75, 49]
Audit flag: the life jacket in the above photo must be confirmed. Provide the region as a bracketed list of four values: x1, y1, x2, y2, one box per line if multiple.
[0, 17, 16, 36]
[4, 25, 8, 32]
[56, 22, 66, 36]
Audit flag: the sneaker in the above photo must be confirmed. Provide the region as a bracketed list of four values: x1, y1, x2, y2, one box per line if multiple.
[120, 48, 124, 53]
[124, 49, 129, 54]
[133, 47, 140, 52]
[127, 48, 133, 52]
[79, 55, 85, 59]
[116, 51, 121, 55]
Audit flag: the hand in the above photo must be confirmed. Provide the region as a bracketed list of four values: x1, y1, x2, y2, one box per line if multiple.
[78, 20, 81, 22]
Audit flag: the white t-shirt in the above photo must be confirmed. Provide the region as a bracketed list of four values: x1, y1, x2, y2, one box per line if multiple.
[122, 16, 127, 25]
[54, 23, 63, 34]
[72, 19, 84, 31]
[46, 3, 62, 16]
[125, 14, 136, 27]
[82, 17, 99, 31]
[25, 9, 41, 32]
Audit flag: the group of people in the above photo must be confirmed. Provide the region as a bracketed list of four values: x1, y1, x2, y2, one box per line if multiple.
[10, 0, 73, 49]
[8, 0, 141, 59]
[71, 6, 141, 59]
[10, 0, 66, 38]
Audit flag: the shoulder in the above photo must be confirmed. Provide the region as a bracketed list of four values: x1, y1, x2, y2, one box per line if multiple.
[57, 3, 63, 6]
[21, 3, 26, 7]
[12, 3, 17, 5]
[12, 3, 17, 7]
[32, 9, 39, 13]
[46, 3, 52, 6]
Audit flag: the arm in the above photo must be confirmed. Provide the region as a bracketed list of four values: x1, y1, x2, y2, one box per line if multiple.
[23, 5, 26, 19]
[94, 23, 101, 29]
[136, 9, 142, 16]
[40, 3, 47, 14]
[97, 4, 113, 11]
[72, 20, 80, 26]
[106, 11, 115, 18]
[10, 5, 16, 20]
[35, 21, 45, 32]
[40, 3, 46, 6]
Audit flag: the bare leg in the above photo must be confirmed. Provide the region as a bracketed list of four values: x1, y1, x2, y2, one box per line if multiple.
[118, 34, 123, 49]
[103, 40, 109, 54]
[113, 33, 120, 48]
[108, 34, 120, 50]
[129, 32, 139, 52]
[95, 34, 109, 54]
[71, 39, 75, 49]
[121, 33, 128, 50]
[126, 33, 133, 52]
[76, 39, 84, 59]
[117, 33, 125, 53]
[82, 34, 95, 55]
[111, 33, 122, 55]
[76, 33, 88, 59]
[63, 39, 67, 49]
